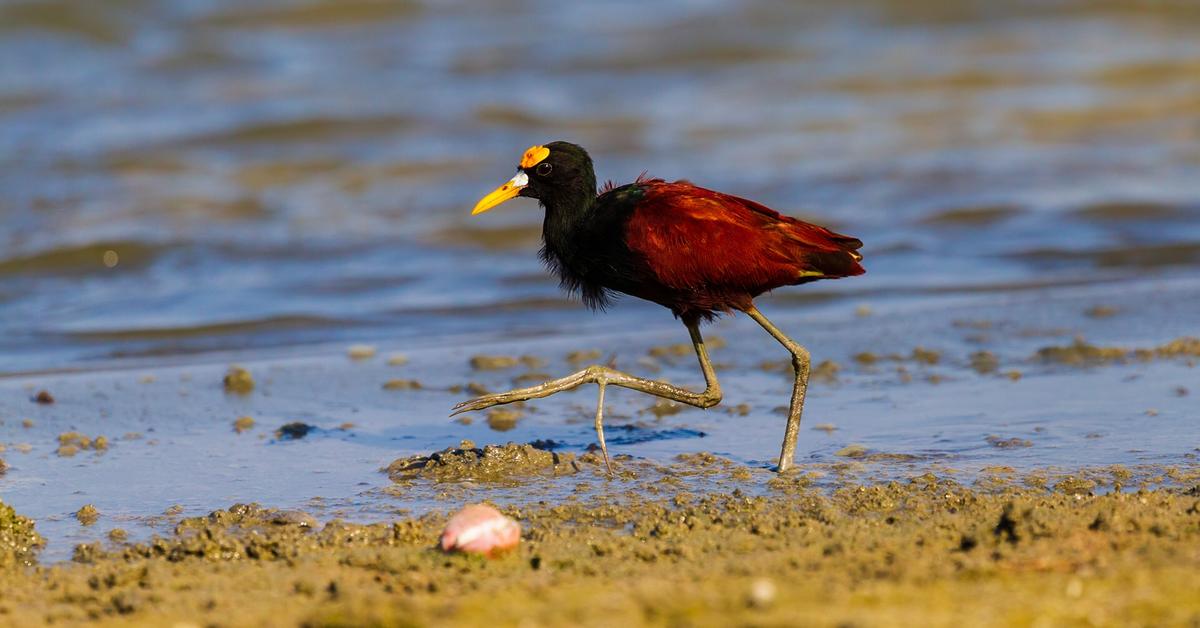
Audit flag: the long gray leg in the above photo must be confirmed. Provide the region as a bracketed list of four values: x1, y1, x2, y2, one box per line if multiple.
[742, 304, 810, 473]
[451, 320, 722, 470]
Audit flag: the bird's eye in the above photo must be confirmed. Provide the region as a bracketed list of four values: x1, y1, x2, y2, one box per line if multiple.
[535, 162, 553, 177]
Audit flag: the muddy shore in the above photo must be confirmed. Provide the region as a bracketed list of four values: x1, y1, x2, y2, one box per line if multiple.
[2, 453, 1199, 627]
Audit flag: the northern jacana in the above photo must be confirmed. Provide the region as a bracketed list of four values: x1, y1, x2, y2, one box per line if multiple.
[452, 142, 864, 472]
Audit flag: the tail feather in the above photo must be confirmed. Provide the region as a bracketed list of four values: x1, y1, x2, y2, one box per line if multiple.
[783, 222, 865, 279]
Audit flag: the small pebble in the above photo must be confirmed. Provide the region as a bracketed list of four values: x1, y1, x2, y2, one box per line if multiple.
[276, 422, 314, 440]
[748, 578, 777, 608]
[440, 504, 520, 557]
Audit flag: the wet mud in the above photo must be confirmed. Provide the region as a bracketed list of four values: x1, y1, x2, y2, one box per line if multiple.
[2, 464, 1199, 626]
[386, 441, 584, 484]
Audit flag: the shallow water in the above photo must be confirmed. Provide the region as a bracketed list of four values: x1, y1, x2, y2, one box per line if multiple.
[2, 0, 1199, 558]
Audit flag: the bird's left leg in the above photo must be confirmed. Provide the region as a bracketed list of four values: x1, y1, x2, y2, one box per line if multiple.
[593, 380, 612, 474]
[451, 320, 722, 469]
[742, 304, 810, 473]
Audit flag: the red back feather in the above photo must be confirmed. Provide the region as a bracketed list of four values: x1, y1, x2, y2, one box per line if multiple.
[622, 181, 863, 303]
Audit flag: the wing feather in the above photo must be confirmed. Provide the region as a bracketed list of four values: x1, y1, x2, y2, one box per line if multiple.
[623, 181, 864, 296]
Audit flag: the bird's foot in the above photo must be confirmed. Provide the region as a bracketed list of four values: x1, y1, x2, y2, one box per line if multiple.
[450, 391, 520, 416]
[450, 369, 597, 417]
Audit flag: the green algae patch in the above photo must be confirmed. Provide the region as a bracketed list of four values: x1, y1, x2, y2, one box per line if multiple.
[387, 441, 581, 483]
[0, 499, 44, 569]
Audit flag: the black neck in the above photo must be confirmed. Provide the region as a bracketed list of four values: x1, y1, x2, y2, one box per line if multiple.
[541, 172, 597, 250]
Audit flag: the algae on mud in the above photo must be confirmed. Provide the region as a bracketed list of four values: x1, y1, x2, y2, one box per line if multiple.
[1, 472, 1199, 626]
[387, 441, 583, 484]
[0, 499, 44, 569]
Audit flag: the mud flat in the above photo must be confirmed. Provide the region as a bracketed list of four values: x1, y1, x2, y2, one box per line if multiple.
[1, 454, 1199, 627]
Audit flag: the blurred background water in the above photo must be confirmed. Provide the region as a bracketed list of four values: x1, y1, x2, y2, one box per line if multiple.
[1, 0, 1199, 371]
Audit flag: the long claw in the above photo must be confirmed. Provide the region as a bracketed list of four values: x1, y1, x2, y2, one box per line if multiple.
[449, 393, 508, 416]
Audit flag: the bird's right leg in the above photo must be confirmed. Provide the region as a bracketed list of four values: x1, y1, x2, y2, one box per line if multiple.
[742, 304, 810, 473]
[450, 321, 722, 469]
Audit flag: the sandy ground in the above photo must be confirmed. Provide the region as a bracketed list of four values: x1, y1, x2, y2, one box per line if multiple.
[2, 452, 1199, 627]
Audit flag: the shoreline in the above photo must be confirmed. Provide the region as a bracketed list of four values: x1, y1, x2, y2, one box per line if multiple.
[3, 459, 1199, 626]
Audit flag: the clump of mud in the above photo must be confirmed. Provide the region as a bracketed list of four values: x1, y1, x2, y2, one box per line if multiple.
[382, 378, 422, 390]
[387, 441, 581, 483]
[223, 366, 255, 394]
[386, 353, 409, 366]
[0, 499, 44, 568]
[811, 359, 840, 383]
[566, 349, 602, 365]
[75, 504, 100, 526]
[233, 416, 255, 433]
[485, 409, 522, 431]
[969, 350, 1000, 374]
[1035, 336, 1200, 366]
[470, 355, 515, 369]
[346, 344, 377, 360]
[57, 432, 108, 457]
[85, 503, 421, 565]
[986, 435, 1033, 448]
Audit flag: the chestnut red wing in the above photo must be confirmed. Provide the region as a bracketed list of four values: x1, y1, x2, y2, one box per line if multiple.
[623, 181, 864, 295]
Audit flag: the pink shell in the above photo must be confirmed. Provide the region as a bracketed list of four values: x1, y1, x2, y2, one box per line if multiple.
[440, 504, 520, 557]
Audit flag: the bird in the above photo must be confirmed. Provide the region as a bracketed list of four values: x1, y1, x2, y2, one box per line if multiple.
[452, 141, 864, 473]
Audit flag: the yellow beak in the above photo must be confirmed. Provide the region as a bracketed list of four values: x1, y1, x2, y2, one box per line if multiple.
[472, 171, 529, 215]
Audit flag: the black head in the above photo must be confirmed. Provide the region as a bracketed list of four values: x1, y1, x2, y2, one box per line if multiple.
[471, 141, 597, 216]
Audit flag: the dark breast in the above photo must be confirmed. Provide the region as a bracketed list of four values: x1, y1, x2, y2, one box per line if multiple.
[539, 187, 650, 312]
[541, 182, 724, 319]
